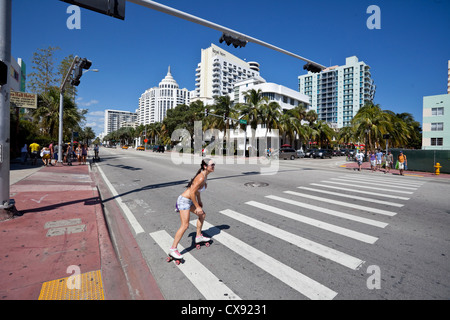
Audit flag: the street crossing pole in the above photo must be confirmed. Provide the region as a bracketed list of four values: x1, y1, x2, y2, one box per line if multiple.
[0, 0, 16, 219]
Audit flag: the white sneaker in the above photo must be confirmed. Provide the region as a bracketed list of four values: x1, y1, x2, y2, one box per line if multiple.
[195, 234, 211, 244]
[169, 247, 183, 259]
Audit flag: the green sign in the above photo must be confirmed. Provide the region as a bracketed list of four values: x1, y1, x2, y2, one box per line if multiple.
[239, 119, 247, 124]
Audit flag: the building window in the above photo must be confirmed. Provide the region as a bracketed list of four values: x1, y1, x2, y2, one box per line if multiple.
[431, 122, 444, 131]
[432, 107, 444, 116]
[431, 138, 443, 146]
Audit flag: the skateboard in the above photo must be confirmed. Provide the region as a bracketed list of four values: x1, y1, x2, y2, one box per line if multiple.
[195, 240, 212, 250]
[166, 254, 184, 265]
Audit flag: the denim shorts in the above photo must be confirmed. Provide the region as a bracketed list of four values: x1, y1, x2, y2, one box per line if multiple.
[176, 195, 193, 212]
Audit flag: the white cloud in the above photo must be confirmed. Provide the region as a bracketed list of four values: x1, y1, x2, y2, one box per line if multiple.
[76, 97, 99, 107]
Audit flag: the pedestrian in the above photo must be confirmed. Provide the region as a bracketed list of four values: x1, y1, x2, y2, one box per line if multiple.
[355, 150, 364, 171]
[398, 150, 407, 176]
[76, 144, 82, 165]
[385, 151, 393, 174]
[81, 144, 88, 164]
[29, 141, 40, 165]
[169, 158, 215, 260]
[41, 146, 51, 166]
[66, 143, 73, 166]
[369, 151, 376, 172]
[48, 141, 54, 166]
[20, 143, 28, 164]
[375, 149, 383, 171]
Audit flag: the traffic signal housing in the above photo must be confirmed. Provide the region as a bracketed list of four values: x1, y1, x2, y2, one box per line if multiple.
[0, 60, 7, 86]
[219, 33, 247, 48]
[71, 58, 92, 86]
[303, 62, 323, 73]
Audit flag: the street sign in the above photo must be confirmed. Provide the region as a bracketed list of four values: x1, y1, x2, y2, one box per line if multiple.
[144, 139, 148, 143]
[239, 119, 247, 124]
[10, 91, 37, 109]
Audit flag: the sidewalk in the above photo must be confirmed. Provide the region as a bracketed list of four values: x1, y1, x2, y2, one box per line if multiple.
[340, 160, 450, 179]
[0, 161, 164, 300]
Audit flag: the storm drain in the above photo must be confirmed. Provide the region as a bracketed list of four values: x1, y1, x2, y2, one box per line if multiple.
[244, 182, 269, 187]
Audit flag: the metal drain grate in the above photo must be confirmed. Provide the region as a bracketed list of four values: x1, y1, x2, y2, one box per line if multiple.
[244, 182, 269, 187]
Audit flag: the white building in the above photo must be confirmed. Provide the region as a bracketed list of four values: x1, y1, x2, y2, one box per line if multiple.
[233, 76, 310, 111]
[137, 67, 193, 125]
[194, 43, 260, 105]
[104, 109, 137, 135]
[298, 56, 376, 128]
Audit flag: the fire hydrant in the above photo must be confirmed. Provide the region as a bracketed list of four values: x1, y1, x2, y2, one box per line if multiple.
[434, 162, 442, 175]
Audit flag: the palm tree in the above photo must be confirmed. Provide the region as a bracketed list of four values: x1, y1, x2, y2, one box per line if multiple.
[313, 120, 335, 148]
[260, 101, 281, 140]
[239, 89, 268, 130]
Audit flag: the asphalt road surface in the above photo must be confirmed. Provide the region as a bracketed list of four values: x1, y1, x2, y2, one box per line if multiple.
[92, 147, 450, 300]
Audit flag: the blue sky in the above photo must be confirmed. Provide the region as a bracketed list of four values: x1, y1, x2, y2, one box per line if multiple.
[11, 0, 450, 136]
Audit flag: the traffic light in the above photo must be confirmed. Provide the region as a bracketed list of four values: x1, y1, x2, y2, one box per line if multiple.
[60, 0, 126, 20]
[205, 108, 209, 116]
[0, 60, 7, 86]
[71, 57, 92, 86]
[303, 63, 322, 73]
[219, 33, 247, 48]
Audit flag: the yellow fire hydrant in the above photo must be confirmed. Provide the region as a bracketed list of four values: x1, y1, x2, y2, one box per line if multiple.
[434, 162, 442, 175]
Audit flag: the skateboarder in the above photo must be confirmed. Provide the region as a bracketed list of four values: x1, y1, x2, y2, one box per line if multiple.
[169, 158, 215, 260]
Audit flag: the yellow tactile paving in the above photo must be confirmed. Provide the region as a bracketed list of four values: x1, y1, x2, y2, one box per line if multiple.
[38, 270, 104, 300]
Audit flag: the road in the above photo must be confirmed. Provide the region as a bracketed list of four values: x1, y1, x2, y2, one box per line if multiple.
[92, 147, 450, 300]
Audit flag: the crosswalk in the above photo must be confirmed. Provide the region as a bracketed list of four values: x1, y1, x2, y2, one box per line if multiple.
[149, 173, 426, 300]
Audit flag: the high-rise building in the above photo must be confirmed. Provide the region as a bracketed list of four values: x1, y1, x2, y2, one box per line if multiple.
[298, 56, 376, 128]
[194, 43, 260, 105]
[104, 109, 137, 135]
[137, 67, 193, 125]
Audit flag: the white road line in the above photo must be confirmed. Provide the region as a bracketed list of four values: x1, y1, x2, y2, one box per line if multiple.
[331, 178, 418, 190]
[340, 175, 424, 187]
[265, 195, 392, 226]
[150, 230, 241, 300]
[221, 208, 369, 267]
[323, 181, 414, 194]
[310, 183, 410, 200]
[96, 164, 145, 235]
[191, 220, 338, 300]
[284, 191, 397, 217]
[247, 201, 384, 241]
[297, 186, 403, 207]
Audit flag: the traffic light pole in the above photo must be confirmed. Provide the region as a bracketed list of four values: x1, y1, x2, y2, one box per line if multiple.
[0, 0, 16, 219]
[126, 0, 326, 69]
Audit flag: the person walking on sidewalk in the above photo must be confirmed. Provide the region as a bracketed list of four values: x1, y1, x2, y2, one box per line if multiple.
[375, 149, 383, 172]
[369, 151, 376, 172]
[81, 144, 88, 164]
[29, 141, 40, 165]
[169, 158, 215, 260]
[41, 146, 51, 166]
[398, 150, 407, 176]
[76, 144, 82, 165]
[20, 144, 28, 164]
[385, 151, 393, 174]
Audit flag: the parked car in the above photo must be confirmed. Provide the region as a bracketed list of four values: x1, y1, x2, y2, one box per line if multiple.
[122, 145, 129, 149]
[153, 145, 165, 153]
[296, 150, 305, 158]
[332, 149, 341, 157]
[312, 149, 332, 159]
[137, 145, 145, 151]
[305, 149, 315, 158]
[279, 147, 299, 160]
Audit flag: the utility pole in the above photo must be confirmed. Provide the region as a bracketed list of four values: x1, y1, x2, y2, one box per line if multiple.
[0, 0, 16, 219]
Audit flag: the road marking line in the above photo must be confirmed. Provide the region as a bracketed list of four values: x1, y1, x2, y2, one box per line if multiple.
[310, 183, 410, 200]
[191, 221, 338, 300]
[96, 164, 144, 235]
[340, 175, 424, 187]
[297, 186, 403, 207]
[332, 178, 419, 190]
[284, 191, 397, 216]
[323, 181, 413, 194]
[265, 195, 392, 225]
[221, 208, 368, 267]
[150, 230, 241, 300]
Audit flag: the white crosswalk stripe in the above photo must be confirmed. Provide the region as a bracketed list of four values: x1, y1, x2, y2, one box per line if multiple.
[310, 183, 410, 200]
[150, 230, 241, 300]
[339, 175, 424, 187]
[190, 220, 338, 300]
[283, 190, 397, 216]
[220, 208, 368, 268]
[297, 186, 404, 207]
[323, 180, 414, 194]
[246, 201, 384, 241]
[266, 195, 393, 225]
[331, 178, 418, 190]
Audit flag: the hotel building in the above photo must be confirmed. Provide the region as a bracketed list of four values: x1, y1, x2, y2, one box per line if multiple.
[298, 56, 376, 128]
[104, 109, 137, 135]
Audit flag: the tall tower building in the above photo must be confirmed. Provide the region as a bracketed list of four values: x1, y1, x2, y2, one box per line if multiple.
[104, 109, 137, 135]
[194, 43, 260, 104]
[298, 56, 376, 128]
[138, 67, 192, 125]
